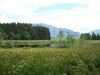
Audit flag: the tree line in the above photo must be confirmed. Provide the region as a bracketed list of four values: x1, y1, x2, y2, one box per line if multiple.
[80, 32, 100, 40]
[0, 23, 51, 40]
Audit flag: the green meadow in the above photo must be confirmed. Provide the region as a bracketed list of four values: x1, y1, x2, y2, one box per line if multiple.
[0, 45, 100, 75]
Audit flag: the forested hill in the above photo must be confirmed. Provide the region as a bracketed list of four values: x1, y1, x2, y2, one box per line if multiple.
[0, 23, 50, 40]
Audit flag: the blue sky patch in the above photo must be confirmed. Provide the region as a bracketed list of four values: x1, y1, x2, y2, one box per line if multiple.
[35, 3, 88, 12]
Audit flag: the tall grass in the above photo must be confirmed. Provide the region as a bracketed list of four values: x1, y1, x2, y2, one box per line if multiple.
[0, 46, 100, 75]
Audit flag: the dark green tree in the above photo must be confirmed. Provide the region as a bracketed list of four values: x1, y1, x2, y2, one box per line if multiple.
[0, 32, 4, 47]
[58, 29, 65, 43]
[15, 34, 21, 40]
[97, 34, 100, 40]
[8, 32, 16, 40]
[80, 33, 91, 40]
[0, 23, 51, 40]
[67, 32, 75, 47]
[21, 31, 30, 40]
[92, 32, 97, 40]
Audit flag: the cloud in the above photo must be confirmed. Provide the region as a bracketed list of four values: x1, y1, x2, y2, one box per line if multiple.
[32, 7, 100, 32]
[0, 0, 100, 32]
[0, 15, 12, 23]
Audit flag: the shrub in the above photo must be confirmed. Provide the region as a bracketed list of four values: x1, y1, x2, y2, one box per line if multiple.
[4, 41, 14, 48]
[0, 39, 3, 47]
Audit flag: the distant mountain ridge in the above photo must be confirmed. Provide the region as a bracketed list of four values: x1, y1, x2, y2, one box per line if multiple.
[32, 23, 80, 38]
[90, 29, 100, 34]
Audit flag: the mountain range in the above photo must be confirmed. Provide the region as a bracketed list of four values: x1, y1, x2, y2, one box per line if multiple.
[32, 23, 100, 38]
[90, 29, 100, 34]
[32, 23, 80, 38]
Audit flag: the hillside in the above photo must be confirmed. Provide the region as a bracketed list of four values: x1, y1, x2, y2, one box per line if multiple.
[32, 23, 80, 38]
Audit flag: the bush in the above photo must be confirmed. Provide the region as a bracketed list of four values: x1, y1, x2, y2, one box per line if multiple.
[67, 37, 75, 47]
[0, 39, 3, 47]
[4, 41, 14, 48]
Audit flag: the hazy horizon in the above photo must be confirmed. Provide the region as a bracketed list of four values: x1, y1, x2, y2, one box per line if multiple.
[0, 0, 100, 33]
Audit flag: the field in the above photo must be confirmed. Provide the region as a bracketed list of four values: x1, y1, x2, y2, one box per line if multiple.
[3, 40, 100, 47]
[51, 38, 60, 42]
[3, 40, 50, 47]
[0, 45, 100, 75]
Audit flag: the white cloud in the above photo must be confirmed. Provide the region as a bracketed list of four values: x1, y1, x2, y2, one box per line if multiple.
[0, 15, 12, 23]
[0, 0, 91, 10]
[32, 7, 100, 33]
[0, 0, 100, 32]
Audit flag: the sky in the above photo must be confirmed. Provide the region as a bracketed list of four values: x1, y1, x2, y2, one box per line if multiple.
[0, 0, 100, 33]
